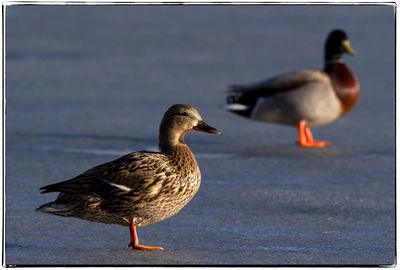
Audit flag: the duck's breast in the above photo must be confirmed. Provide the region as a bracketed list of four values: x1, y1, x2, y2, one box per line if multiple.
[133, 171, 201, 227]
[131, 147, 202, 227]
[251, 77, 342, 126]
[326, 63, 360, 116]
[160, 164, 201, 216]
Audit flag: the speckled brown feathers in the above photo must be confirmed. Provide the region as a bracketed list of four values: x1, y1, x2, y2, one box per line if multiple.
[37, 104, 221, 232]
[38, 150, 199, 227]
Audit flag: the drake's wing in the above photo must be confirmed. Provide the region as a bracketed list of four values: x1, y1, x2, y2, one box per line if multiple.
[227, 69, 329, 104]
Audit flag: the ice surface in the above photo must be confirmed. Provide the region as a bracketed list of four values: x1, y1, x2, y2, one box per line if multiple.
[5, 5, 395, 266]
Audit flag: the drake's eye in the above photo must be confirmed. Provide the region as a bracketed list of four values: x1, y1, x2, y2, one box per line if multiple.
[180, 112, 190, 117]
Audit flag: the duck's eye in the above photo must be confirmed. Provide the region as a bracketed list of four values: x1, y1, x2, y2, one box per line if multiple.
[179, 112, 190, 117]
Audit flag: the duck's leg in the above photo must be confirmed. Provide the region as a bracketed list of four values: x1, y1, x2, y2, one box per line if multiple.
[297, 120, 330, 148]
[128, 222, 164, 251]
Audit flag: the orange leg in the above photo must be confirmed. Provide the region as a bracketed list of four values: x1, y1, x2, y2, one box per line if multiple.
[297, 121, 330, 148]
[128, 223, 164, 251]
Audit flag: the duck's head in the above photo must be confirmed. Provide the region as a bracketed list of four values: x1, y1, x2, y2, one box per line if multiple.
[159, 104, 222, 149]
[324, 29, 356, 63]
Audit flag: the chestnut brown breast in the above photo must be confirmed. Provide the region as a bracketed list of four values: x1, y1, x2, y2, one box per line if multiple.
[325, 62, 360, 116]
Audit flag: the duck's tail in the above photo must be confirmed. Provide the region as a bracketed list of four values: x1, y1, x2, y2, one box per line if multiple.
[225, 85, 252, 117]
[36, 201, 69, 214]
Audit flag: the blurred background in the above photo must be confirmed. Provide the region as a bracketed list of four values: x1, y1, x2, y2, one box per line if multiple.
[5, 5, 395, 265]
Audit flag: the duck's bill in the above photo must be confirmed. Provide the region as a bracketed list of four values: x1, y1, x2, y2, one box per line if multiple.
[194, 121, 222, 135]
[342, 39, 356, 55]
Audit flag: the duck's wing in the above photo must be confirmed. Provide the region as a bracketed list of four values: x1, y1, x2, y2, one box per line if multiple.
[39, 151, 170, 197]
[227, 69, 329, 103]
[226, 69, 330, 118]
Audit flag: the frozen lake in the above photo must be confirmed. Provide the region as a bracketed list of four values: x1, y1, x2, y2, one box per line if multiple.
[5, 4, 395, 266]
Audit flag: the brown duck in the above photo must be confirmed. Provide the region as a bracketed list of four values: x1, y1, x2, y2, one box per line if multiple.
[36, 104, 222, 251]
[226, 29, 360, 148]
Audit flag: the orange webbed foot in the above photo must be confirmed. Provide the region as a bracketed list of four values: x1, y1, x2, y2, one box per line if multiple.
[128, 242, 164, 251]
[298, 140, 331, 148]
[297, 121, 331, 148]
[128, 222, 164, 251]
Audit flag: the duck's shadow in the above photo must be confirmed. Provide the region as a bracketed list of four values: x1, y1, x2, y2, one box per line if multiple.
[227, 143, 384, 159]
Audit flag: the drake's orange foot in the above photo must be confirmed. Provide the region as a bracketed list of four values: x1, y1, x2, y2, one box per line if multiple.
[297, 121, 331, 148]
[298, 140, 331, 148]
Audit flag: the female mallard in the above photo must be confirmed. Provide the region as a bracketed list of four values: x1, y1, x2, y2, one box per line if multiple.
[226, 29, 360, 148]
[36, 104, 222, 251]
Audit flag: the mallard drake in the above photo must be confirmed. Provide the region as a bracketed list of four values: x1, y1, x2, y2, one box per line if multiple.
[36, 104, 222, 251]
[226, 29, 360, 148]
